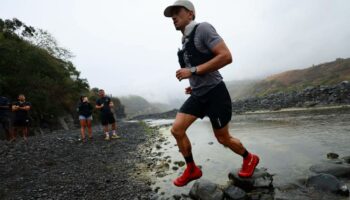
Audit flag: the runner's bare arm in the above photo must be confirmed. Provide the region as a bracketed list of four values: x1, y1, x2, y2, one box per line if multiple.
[196, 40, 232, 75]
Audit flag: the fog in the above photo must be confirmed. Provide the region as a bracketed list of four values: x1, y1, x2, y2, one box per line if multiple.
[1, 0, 350, 104]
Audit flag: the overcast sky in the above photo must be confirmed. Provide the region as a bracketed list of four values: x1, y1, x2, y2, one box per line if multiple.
[1, 0, 350, 104]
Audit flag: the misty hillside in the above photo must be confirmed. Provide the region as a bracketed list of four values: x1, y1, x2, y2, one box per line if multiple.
[120, 95, 172, 117]
[226, 80, 260, 100]
[227, 58, 350, 99]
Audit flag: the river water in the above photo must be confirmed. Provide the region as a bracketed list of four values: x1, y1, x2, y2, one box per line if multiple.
[147, 107, 350, 199]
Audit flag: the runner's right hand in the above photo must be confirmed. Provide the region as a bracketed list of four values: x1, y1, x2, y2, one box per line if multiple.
[185, 87, 192, 94]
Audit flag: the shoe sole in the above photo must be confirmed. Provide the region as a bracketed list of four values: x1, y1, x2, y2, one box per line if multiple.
[238, 156, 260, 178]
[173, 172, 203, 187]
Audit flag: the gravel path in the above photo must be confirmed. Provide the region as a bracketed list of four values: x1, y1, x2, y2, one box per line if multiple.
[0, 121, 155, 200]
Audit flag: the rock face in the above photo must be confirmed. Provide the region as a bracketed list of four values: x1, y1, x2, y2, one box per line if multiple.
[306, 173, 349, 196]
[309, 163, 350, 178]
[189, 179, 224, 200]
[232, 81, 350, 113]
[228, 168, 273, 191]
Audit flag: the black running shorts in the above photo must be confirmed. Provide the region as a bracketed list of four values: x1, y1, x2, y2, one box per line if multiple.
[179, 81, 232, 129]
[100, 112, 115, 126]
[13, 117, 30, 127]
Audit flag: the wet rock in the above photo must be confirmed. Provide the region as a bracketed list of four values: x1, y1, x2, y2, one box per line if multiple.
[224, 185, 246, 200]
[155, 171, 167, 178]
[250, 188, 275, 200]
[154, 187, 160, 193]
[189, 179, 224, 200]
[228, 168, 273, 191]
[342, 156, 350, 164]
[306, 173, 349, 196]
[326, 158, 343, 164]
[327, 152, 339, 159]
[173, 194, 182, 200]
[174, 161, 185, 167]
[150, 194, 160, 200]
[310, 163, 350, 178]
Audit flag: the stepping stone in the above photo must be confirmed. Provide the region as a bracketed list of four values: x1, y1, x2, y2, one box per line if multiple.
[228, 168, 273, 191]
[189, 179, 224, 200]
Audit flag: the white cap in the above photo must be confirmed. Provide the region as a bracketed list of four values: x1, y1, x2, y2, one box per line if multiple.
[164, 0, 195, 18]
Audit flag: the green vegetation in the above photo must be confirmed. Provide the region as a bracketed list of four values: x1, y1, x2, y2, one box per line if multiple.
[0, 18, 89, 127]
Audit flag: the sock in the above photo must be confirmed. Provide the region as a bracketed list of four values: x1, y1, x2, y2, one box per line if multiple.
[184, 154, 194, 164]
[242, 150, 249, 159]
[105, 132, 109, 136]
[112, 130, 116, 134]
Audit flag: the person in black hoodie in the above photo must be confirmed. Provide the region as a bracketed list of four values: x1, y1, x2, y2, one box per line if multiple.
[77, 96, 93, 141]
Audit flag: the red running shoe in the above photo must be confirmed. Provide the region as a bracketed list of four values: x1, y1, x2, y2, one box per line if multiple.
[173, 163, 202, 187]
[238, 153, 260, 178]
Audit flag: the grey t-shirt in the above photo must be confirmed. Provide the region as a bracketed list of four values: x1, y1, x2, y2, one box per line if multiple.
[182, 22, 223, 96]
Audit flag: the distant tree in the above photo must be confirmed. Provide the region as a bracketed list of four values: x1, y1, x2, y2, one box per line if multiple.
[0, 17, 89, 130]
[1, 18, 73, 61]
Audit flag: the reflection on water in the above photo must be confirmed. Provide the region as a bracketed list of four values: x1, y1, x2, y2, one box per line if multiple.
[149, 107, 350, 199]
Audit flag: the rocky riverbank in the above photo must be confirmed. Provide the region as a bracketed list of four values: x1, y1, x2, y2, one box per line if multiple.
[132, 109, 178, 120]
[232, 81, 350, 113]
[131, 81, 350, 120]
[0, 121, 155, 200]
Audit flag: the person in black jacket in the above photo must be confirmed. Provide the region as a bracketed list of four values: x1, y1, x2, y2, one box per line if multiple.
[78, 96, 93, 141]
[0, 96, 12, 141]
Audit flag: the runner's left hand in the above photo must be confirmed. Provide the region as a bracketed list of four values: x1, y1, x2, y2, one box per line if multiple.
[176, 68, 191, 81]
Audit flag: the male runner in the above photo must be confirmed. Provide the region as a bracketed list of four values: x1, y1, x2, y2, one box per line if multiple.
[95, 89, 120, 140]
[164, 0, 260, 187]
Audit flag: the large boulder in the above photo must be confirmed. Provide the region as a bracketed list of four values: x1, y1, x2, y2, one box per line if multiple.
[309, 163, 350, 178]
[189, 179, 224, 200]
[306, 173, 349, 196]
[228, 168, 273, 191]
[223, 185, 246, 200]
